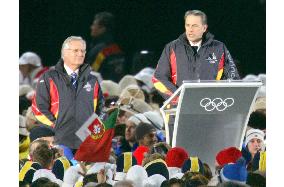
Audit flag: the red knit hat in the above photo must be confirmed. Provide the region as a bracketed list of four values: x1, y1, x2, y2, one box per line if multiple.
[133, 146, 149, 165]
[216, 147, 242, 167]
[165, 147, 189, 168]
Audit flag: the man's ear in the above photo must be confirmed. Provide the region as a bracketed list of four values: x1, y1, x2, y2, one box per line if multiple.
[203, 24, 208, 32]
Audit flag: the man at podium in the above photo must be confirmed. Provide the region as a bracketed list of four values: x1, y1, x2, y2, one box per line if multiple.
[152, 10, 240, 102]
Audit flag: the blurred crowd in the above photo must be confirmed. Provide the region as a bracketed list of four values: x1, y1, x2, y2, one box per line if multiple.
[19, 11, 266, 187]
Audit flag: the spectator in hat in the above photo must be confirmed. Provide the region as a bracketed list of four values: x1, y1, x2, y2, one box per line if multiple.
[118, 75, 138, 93]
[144, 158, 169, 179]
[165, 147, 189, 178]
[29, 125, 55, 146]
[242, 128, 265, 169]
[219, 158, 248, 185]
[19, 51, 49, 87]
[181, 157, 205, 175]
[126, 165, 148, 187]
[100, 80, 120, 111]
[135, 68, 155, 93]
[135, 122, 157, 148]
[114, 113, 147, 156]
[208, 147, 242, 186]
[85, 11, 126, 82]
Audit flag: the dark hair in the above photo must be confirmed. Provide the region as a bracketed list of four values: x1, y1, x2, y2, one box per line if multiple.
[31, 177, 58, 187]
[94, 11, 115, 31]
[246, 172, 266, 187]
[184, 10, 207, 25]
[248, 110, 266, 130]
[203, 163, 213, 180]
[83, 173, 98, 186]
[161, 178, 186, 187]
[32, 143, 54, 169]
[95, 183, 112, 187]
[217, 181, 249, 187]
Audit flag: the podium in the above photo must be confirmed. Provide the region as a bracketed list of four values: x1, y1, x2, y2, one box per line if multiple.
[160, 80, 262, 170]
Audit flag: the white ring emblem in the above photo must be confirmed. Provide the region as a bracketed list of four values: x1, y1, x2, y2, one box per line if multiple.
[200, 97, 234, 111]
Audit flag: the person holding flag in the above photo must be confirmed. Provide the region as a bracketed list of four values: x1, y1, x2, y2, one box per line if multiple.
[32, 36, 104, 154]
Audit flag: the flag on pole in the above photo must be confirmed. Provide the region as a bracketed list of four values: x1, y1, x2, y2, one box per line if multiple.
[74, 109, 118, 162]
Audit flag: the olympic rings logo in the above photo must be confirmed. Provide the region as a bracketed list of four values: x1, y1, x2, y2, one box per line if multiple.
[200, 97, 234, 112]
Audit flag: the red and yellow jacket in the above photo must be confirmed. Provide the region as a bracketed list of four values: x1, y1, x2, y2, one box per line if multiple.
[152, 32, 240, 100]
[32, 60, 104, 149]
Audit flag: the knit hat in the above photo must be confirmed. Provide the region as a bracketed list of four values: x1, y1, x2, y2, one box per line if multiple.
[166, 147, 189, 168]
[32, 169, 63, 186]
[143, 111, 164, 130]
[215, 147, 242, 167]
[181, 157, 204, 174]
[29, 125, 55, 142]
[116, 152, 138, 172]
[143, 174, 167, 187]
[252, 151, 266, 172]
[118, 75, 138, 93]
[144, 158, 169, 179]
[220, 157, 248, 184]
[119, 97, 152, 115]
[128, 113, 150, 126]
[134, 67, 155, 93]
[133, 145, 149, 165]
[19, 52, 42, 67]
[135, 123, 156, 141]
[245, 128, 265, 146]
[52, 156, 72, 180]
[126, 165, 148, 187]
[19, 115, 29, 136]
[101, 80, 120, 97]
[19, 84, 33, 97]
[120, 84, 145, 101]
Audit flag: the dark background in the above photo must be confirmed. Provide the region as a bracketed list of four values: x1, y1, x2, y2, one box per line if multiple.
[20, 0, 265, 77]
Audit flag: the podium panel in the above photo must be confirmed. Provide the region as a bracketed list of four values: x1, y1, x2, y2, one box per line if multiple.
[161, 81, 262, 171]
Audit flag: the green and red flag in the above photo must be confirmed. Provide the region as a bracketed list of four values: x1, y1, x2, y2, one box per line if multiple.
[74, 109, 118, 162]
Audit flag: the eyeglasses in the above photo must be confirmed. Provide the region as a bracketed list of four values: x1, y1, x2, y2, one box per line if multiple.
[66, 48, 86, 54]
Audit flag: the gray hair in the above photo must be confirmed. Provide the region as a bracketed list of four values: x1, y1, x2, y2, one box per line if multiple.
[184, 10, 207, 25]
[61, 36, 86, 57]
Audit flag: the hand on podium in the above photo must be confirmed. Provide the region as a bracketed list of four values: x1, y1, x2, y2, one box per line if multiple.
[170, 96, 179, 107]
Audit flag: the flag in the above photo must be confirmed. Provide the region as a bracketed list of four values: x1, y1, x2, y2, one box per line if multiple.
[74, 109, 118, 162]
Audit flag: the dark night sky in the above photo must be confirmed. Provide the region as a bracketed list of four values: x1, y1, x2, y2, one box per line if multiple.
[20, 0, 265, 77]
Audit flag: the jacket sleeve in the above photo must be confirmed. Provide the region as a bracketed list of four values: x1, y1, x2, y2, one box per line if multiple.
[152, 44, 178, 100]
[32, 73, 56, 127]
[222, 45, 240, 80]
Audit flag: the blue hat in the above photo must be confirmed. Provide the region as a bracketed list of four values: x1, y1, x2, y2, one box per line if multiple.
[220, 157, 248, 184]
[116, 152, 137, 172]
[181, 157, 204, 174]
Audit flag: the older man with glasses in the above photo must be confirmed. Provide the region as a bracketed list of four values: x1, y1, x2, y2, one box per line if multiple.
[32, 36, 104, 154]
